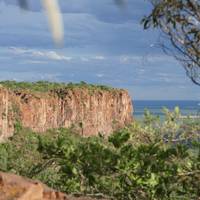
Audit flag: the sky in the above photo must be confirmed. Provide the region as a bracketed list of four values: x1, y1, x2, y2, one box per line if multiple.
[0, 0, 199, 100]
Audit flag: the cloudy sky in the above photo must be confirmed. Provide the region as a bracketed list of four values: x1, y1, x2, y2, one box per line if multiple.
[0, 0, 199, 100]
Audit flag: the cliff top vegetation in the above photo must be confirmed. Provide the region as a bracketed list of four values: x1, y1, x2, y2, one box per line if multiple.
[0, 81, 119, 93]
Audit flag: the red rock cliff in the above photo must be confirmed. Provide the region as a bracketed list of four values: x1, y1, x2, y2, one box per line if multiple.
[0, 86, 133, 140]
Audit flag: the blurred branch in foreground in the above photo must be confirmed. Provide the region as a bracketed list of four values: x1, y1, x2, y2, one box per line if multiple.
[42, 0, 64, 47]
[18, 0, 28, 10]
[15, 0, 126, 46]
[114, 0, 126, 7]
[17, 0, 64, 46]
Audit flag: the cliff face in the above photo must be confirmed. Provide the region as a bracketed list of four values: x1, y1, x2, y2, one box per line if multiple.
[0, 86, 133, 141]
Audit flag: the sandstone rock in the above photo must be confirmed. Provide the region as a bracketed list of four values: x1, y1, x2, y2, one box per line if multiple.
[0, 171, 105, 200]
[0, 171, 62, 200]
[0, 87, 133, 140]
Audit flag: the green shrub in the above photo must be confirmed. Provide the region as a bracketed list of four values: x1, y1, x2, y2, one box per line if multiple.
[0, 109, 200, 199]
[0, 81, 115, 93]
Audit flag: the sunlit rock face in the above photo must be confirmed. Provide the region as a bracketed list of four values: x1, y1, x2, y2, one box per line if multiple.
[0, 86, 133, 140]
[0, 171, 105, 200]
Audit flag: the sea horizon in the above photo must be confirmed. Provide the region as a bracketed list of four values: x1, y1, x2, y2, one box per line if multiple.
[133, 100, 200, 119]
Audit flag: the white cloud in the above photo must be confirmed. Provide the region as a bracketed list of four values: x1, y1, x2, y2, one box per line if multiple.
[20, 60, 48, 64]
[178, 86, 187, 89]
[157, 73, 169, 77]
[81, 57, 89, 62]
[119, 54, 179, 66]
[150, 44, 155, 48]
[120, 56, 129, 63]
[10, 47, 29, 54]
[119, 55, 141, 64]
[146, 55, 177, 63]
[96, 73, 104, 78]
[93, 56, 105, 60]
[138, 69, 145, 74]
[9, 47, 72, 61]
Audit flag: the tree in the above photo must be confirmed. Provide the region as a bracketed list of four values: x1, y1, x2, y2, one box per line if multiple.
[142, 0, 200, 85]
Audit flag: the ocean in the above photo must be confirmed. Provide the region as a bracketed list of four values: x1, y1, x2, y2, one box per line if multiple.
[133, 100, 200, 119]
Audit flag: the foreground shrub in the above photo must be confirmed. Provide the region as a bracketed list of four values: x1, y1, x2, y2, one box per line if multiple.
[0, 109, 200, 199]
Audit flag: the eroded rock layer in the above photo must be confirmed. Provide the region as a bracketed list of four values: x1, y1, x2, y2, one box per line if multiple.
[0, 86, 133, 140]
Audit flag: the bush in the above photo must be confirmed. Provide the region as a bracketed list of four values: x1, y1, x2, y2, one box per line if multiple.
[0, 81, 115, 93]
[0, 109, 200, 199]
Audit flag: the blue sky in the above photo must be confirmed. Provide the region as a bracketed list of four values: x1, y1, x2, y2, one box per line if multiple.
[0, 0, 199, 100]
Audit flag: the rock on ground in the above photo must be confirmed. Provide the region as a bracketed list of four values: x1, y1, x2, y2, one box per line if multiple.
[0, 171, 107, 200]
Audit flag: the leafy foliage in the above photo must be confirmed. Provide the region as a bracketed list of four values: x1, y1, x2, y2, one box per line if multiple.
[142, 0, 200, 85]
[0, 109, 200, 199]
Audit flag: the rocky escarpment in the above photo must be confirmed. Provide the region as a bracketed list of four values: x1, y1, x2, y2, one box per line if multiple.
[0, 83, 133, 140]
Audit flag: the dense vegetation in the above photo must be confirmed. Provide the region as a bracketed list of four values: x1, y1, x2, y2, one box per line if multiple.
[0, 81, 115, 93]
[0, 108, 200, 199]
